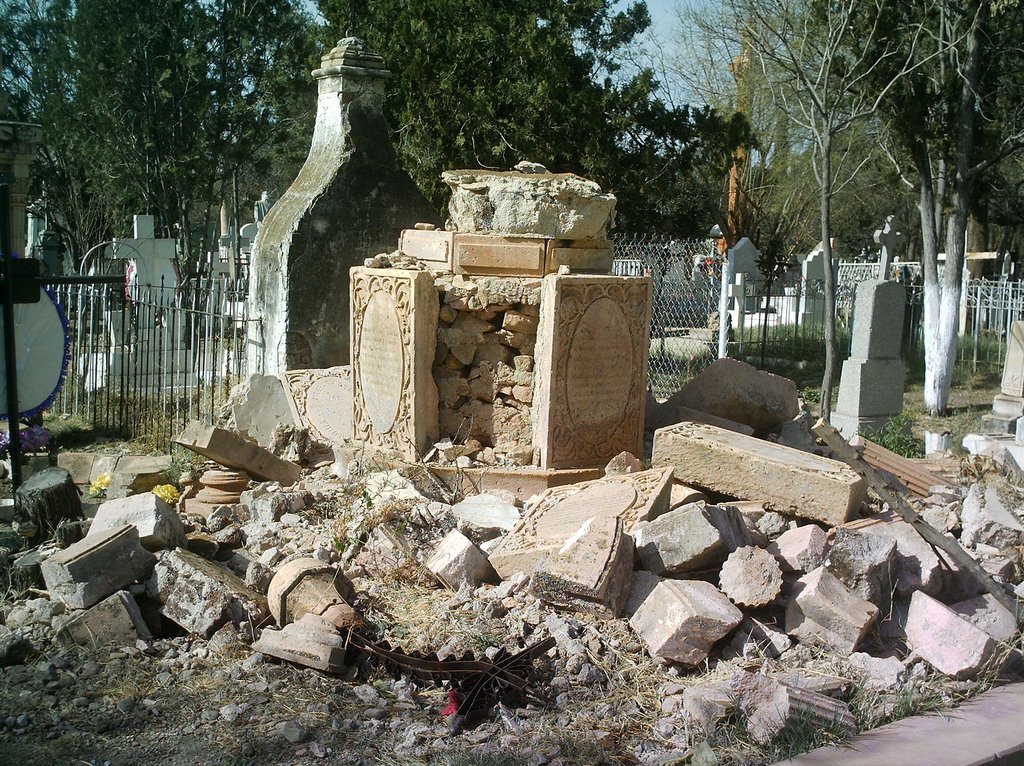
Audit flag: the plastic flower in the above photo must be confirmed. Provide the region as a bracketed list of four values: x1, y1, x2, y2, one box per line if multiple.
[152, 484, 181, 505]
[88, 472, 112, 498]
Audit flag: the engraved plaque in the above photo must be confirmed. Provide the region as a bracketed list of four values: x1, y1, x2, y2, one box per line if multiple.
[566, 298, 633, 431]
[281, 366, 354, 445]
[359, 291, 405, 432]
[350, 268, 439, 460]
[1002, 321, 1024, 397]
[534, 274, 652, 469]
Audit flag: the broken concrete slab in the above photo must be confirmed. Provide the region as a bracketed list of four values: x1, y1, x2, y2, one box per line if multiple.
[56, 590, 151, 647]
[629, 579, 742, 665]
[653, 422, 866, 527]
[841, 513, 945, 597]
[87, 493, 186, 550]
[848, 652, 906, 691]
[149, 549, 269, 638]
[105, 455, 172, 500]
[173, 421, 301, 486]
[730, 669, 855, 745]
[949, 593, 1019, 643]
[529, 515, 634, 618]
[905, 591, 998, 679]
[824, 527, 896, 609]
[960, 480, 1024, 549]
[450, 493, 521, 537]
[425, 530, 500, 590]
[254, 613, 349, 673]
[41, 525, 157, 609]
[784, 567, 879, 653]
[766, 525, 829, 573]
[669, 482, 707, 510]
[719, 546, 783, 608]
[488, 468, 672, 579]
[660, 358, 801, 432]
[682, 680, 735, 731]
[229, 374, 299, 447]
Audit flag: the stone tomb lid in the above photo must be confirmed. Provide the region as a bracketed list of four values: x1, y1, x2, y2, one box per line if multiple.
[487, 467, 672, 579]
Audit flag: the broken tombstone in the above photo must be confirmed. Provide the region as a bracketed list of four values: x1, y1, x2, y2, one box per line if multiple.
[173, 421, 301, 486]
[905, 590, 998, 680]
[148, 549, 268, 638]
[41, 525, 157, 609]
[784, 567, 879, 653]
[528, 515, 634, 618]
[267, 557, 356, 629]
[730, 669, 855, 745]
[87, 492, 186, 550]
[56, 590, 151, 647]
[629, 579, 742, 665]
[425, 530, 500, 590]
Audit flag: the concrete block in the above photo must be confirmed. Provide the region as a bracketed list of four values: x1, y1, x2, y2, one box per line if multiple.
[784, 567, 878, 653]
[88, 492, 186, 550]
[824, 527, 896, 608]
[453, 234, 546, 276]
[660, 358, 800, 432]
[629, 579, 742, 665]
[623, 570, 663, 618]
[767, 524, 828, 573]
[719, 546, 783, 607]
[632, 503, 725, 575]
[150, 549, 268, 638]
[56, 591, 151, 647]
[529, 515, 634, 617]
[425, 530, 499, 590]
[682, 680, 735, 731]
[173, 421, 301, 485]
[905, 591, 998, 679]
[653, 422, 866, 526]
[41, 525, 156, 609]
[844, 514, 945, 597]
[451, 493, 521, 536]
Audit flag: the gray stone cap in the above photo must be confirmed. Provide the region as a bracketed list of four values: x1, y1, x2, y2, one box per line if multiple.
[312, 36, 391, 80]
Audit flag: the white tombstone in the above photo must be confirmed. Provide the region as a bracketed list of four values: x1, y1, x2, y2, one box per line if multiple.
[110, 215, 180, 301]
[798, 240, 837, 324]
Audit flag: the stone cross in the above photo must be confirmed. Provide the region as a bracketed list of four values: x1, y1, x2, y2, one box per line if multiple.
[111, 214, 179, 295]
[873, 215, 905, 281]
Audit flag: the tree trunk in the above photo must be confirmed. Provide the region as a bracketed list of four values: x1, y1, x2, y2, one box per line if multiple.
[14, 467, 83, 545]
[819, 142, 837, 421]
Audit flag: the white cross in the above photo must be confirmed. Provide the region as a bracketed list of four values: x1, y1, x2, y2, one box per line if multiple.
[111, 214, 179, 293]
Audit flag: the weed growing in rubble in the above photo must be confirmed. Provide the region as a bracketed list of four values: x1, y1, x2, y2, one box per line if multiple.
[865, 413, 924, 458]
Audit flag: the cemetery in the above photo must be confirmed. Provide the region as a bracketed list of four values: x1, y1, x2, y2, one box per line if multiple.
[3, 5, 1024, 766]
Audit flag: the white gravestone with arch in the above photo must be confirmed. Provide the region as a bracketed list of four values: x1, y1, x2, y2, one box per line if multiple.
[109, 215, 186, 387]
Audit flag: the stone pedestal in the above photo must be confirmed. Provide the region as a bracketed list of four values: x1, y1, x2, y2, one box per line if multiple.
[983, 321, 1024, 434]
[347, 167, 650, 468]
[247, 38, 440, 376]
[833, 281, 906, 439]
[0, 117, 43, 256]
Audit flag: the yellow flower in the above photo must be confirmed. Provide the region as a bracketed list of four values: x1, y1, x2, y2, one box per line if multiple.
[95, 472, 112, 489]
[152, 484, 181, 505]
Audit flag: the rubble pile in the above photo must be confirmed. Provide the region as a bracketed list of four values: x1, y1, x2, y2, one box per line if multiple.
[1, 359, 1022, 765]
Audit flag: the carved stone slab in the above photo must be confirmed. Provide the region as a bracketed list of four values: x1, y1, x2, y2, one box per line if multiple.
[1001, 321, 1024, 398]
[350, 267, 439, 460]
[281, 366, 354, 446]
[533, 274, 652, 469]
[488, 467, 672, 579]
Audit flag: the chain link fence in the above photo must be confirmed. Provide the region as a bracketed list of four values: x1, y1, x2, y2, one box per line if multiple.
[612, 234, 722, 398]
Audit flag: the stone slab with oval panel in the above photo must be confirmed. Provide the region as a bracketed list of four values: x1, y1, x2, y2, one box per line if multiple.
[533, 274, 652, 469]
[350, 267, 439, 461]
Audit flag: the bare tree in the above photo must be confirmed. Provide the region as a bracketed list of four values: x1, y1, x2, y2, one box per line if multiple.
[727, 0, 926, 419]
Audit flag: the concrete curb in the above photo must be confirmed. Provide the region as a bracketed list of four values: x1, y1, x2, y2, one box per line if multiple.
[772, 681, 1024, 766]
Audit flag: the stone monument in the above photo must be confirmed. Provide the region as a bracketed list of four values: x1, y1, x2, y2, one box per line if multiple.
[832, 220, 906, 439]
[0, 95, 43, 257]
[348, 164, 651, 469]
[247, 38, 441, 376]
[982, 321, 1024, 433]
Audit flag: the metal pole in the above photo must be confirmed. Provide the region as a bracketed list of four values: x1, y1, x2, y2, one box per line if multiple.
[0, 182, 22, 494]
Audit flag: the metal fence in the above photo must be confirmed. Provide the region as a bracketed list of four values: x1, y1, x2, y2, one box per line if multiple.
[612, 234, 722, 397]
[48, 276, 252, 447]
